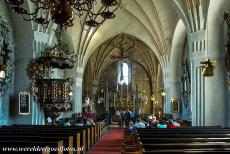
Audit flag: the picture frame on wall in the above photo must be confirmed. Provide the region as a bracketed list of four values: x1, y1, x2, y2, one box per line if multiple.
[19, 92, 30, 115]
[171, 100, 179, 112]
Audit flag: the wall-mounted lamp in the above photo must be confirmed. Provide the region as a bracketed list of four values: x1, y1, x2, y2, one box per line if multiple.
[0, 66, 6, 94]
[0, 66, 6, 81]
[154, 100, 159, 105]
[150, 95, 155, 101]
[68, 92, 73, 96]
[154, 88, 166, 96]
[199, 59, 216, 77]
[161, 89, 166, 96]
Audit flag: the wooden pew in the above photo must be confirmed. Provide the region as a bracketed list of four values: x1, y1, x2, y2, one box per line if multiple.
[0, 123, 105, 153]
[140, 137, 230, 143]
[0, 129, 81, 153]
[0, 127, 86, 154]
[122, 132, 143, 154]
[0, 125, 90, 153]
[136, 127, 230, 153]
[0, 136, 66, 154]
[143, 149, 230, 153]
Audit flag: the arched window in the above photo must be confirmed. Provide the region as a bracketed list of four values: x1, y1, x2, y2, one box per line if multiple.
[118, 62, 129, 85]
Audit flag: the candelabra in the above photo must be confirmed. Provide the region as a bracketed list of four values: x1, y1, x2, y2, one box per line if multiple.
[5, 0, 120, 29]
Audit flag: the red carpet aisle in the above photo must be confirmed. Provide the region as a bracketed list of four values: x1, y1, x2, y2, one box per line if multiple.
[88, 128, 124, 154]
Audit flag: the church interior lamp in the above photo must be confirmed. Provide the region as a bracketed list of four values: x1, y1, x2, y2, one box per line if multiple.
[199, 59, 216, 77]
[5, 0, 120, 29]
[160, 89, 166, 96]
[0, 66, 6, 81]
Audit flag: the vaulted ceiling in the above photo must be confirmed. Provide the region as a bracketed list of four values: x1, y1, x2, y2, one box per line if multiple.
[65, 0, 180, 69]
[58, 0, 212, 92]
[88, 33, 159, 83]
[4, 0, 211, 82]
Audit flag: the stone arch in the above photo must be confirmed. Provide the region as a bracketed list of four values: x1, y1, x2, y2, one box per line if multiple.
[82, 30, 162, 69]
[169, 19, 187, 119]
[84, 33, 160, 92]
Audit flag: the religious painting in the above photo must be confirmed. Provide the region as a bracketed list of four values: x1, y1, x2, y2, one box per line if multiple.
[171, 100, 179, 112]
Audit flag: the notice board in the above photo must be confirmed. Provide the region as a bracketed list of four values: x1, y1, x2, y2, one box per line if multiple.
[19, 92, 30, 115]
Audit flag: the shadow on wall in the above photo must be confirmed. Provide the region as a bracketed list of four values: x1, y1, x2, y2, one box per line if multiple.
[9, 94, 16, 118]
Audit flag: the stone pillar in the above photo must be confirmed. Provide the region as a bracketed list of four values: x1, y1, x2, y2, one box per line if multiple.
[91, 80, 99, 112]
[190, 6, 228, 126]
[190, 51, 206, 126]
[162, 66, 170, 114]
[32, 32, 49, 125]
[203, 3, 228, 126]
[73, 67, 84, 113]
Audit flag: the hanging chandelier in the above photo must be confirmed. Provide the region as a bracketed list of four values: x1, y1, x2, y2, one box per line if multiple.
[5, 0, 120, 29]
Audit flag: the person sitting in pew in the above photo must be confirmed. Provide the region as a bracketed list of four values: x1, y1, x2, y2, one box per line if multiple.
[156, 119, 167, 128]
[74, 118, 84, 126]
[173, 118, 181, 127]
[167, 119, 176, 128]
[64, 118, 71, 127]
[125, 119, 135, 133]
[86, 118, 95, 126]
[147, 118, 157, 128]
[134, 118, 146, 128]
[47, 116, 52, 125]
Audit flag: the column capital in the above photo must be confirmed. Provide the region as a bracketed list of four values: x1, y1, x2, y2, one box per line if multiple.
[162, 65, 170, 81]
[190, 30, 206, 41]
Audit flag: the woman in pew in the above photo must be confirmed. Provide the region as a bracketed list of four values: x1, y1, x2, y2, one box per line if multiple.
[167, 119, 176, 128]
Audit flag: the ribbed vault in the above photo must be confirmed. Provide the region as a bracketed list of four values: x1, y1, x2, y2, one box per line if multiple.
[64, 0, 180, 69]
[87, 33, 159, 84]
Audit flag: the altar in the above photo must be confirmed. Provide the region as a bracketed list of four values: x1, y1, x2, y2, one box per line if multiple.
[111, 84, 135, 111]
